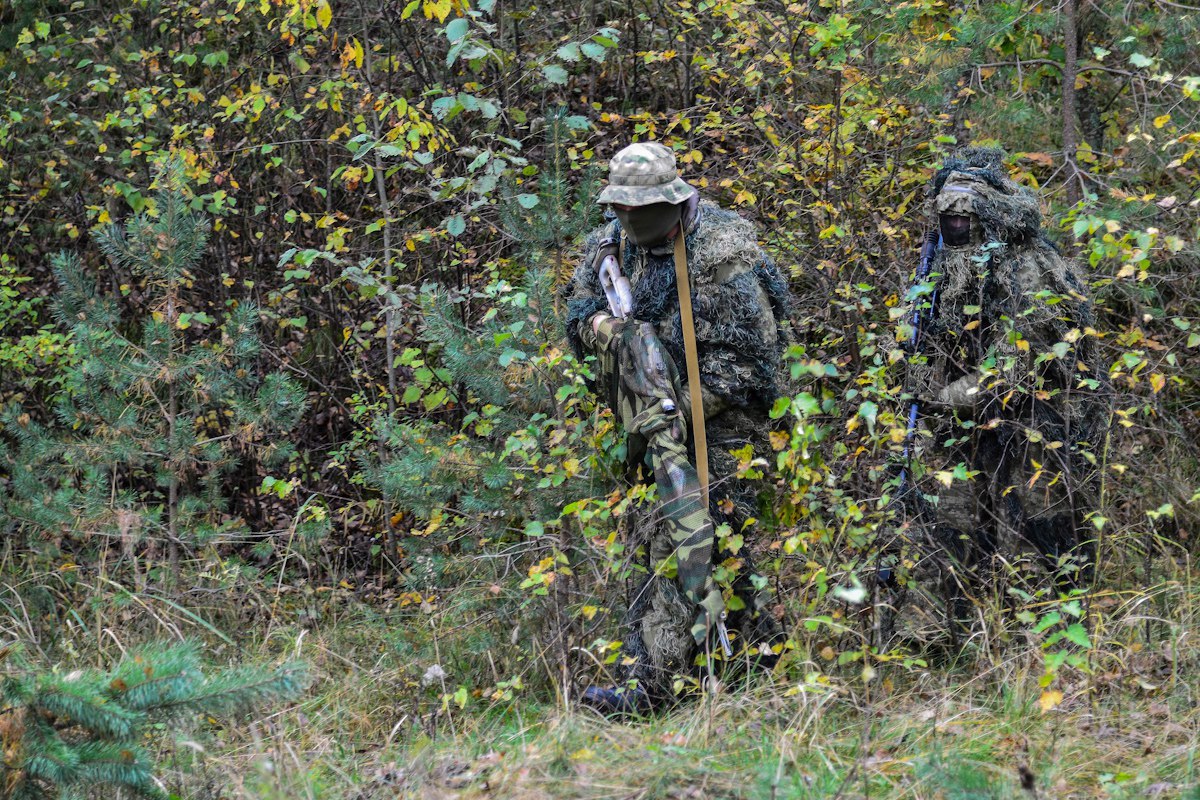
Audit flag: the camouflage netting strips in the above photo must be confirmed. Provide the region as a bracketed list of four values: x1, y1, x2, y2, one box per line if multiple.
[907, 147, 1110, 594]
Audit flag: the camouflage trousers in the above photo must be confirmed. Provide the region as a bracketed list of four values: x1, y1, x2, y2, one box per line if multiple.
[584, 317, 777, 697]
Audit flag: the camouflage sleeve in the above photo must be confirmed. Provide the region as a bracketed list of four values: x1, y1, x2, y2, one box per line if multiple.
[560, 222, 616, 361]
[689, 251, 789, 410]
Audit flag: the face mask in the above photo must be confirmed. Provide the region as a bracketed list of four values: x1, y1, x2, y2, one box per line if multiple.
[940, 213, 974, 247]
[613, 202, 683, 247]
[936, 174, 985, 248]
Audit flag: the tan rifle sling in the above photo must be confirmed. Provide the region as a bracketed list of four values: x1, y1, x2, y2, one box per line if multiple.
[673, 229, 709, 507]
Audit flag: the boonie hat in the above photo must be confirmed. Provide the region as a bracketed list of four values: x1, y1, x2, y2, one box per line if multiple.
[597, 142, 697, 207]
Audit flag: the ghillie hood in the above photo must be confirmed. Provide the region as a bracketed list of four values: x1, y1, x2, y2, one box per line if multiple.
[926, 147, 1044, 246]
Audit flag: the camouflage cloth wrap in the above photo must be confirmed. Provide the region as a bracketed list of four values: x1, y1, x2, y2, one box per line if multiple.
[585, 317, 726, 643]
[901, 147, 1109, 612]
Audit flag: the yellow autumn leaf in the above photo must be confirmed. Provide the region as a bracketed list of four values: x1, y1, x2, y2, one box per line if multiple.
[418, 508, 444, 537]
[316, 0, 332, 28]
[1153, 114, 1171, 129]
[1038, 689, 1063, 711]
[1149, 373, 1166, 393]
[424, 0, 452, 22]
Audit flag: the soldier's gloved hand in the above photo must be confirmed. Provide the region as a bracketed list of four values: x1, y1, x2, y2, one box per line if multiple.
[932, 373, 981, 413]
[616, 321, 681, 411]
[676, 380, 727, 422]
[588, 312, 622, 351]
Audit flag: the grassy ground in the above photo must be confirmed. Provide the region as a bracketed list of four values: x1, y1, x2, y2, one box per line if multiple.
[7, 565, 1199, 800]
[160, 592, 1200, 796]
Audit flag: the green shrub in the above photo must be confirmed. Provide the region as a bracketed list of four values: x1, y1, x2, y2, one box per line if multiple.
[1, 161, 309, 580]
[0, 640, 309, 800]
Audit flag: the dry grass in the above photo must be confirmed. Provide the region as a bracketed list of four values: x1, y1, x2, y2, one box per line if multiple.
[4, 559, 1199, 800]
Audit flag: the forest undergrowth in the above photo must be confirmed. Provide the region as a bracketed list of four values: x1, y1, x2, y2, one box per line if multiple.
[5, 548, 1200, 800]
[3, 0, 1200, 797]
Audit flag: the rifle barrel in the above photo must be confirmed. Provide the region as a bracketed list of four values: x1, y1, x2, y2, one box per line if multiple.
[898, 229, 943, 492]
[907, 230, 942, 352]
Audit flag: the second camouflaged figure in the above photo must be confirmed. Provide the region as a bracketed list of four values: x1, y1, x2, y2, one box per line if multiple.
[901, 147, 1108, 636]
[562, 142, 791, 712]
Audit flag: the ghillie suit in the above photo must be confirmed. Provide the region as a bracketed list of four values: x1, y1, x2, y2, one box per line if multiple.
[897, 148, 1109, 639]
[563, 200, 791, 700]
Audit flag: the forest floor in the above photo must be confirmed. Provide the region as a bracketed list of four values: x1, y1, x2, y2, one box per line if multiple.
[58, 571, 1194, 800]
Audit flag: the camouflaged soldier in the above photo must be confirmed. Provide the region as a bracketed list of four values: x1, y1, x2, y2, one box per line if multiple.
[562, 142, 791, 712]
[902, 147, 1108, 633]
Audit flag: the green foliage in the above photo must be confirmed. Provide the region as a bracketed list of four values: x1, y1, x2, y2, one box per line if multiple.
[354, 264, 603, 542]
[914, 749, 1013, 800]
[342, 117, 613, 578]
[0, 641, 309, 800]
[498, 108, 602, 274]
[1, 163, 308, 574]
[0, 254, 71, 392]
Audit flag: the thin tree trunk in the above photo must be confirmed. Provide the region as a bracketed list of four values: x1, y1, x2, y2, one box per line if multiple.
[372, 132, 397, 412]
[363, 9, 400, 571]
[1077, 0, 1105, 154]
[167, 288, 180, 587]
[1062, 0, 1083, 205]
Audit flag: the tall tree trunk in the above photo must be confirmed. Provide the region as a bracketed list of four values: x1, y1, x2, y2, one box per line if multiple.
[363, 6, 401, 571]
[1077, 0, 1106, 154]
